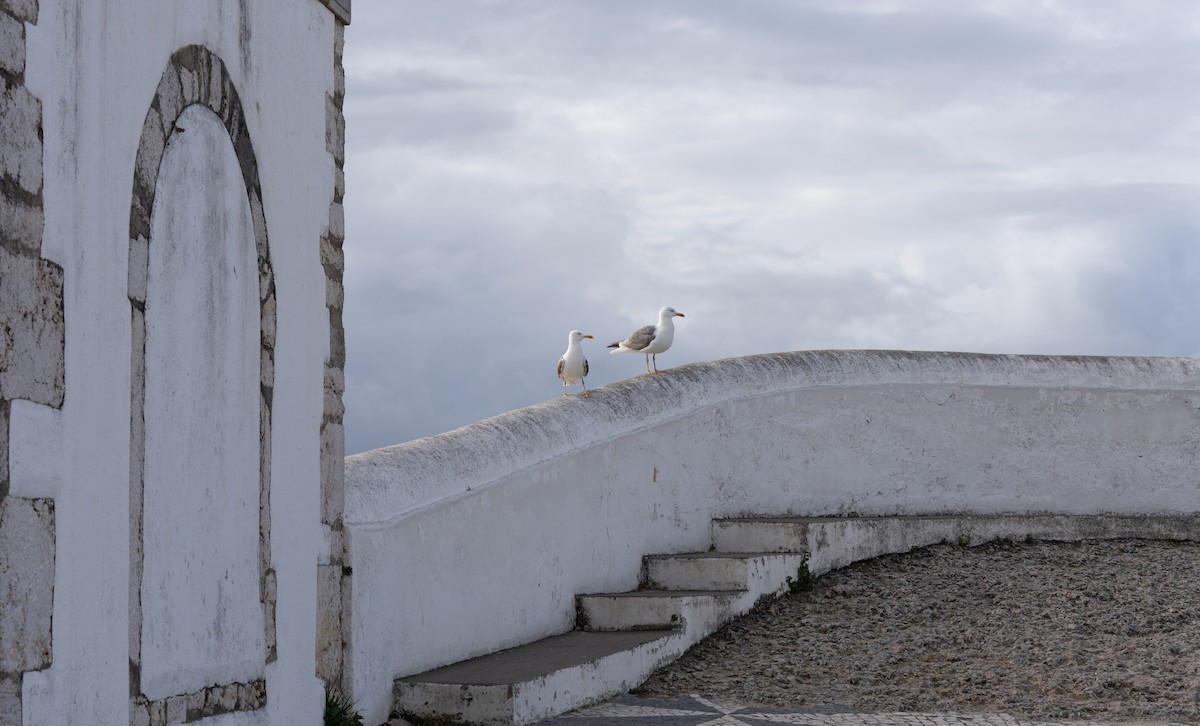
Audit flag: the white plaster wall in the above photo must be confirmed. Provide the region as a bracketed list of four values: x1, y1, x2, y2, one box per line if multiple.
[141, 105, 265, 700]
[21, 2, 338, 723]
[345, 350, 1200, 723]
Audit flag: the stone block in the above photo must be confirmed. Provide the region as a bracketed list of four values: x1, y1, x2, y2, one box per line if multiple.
[202, 686, 222, 714]
[260, 293, 276, 350]
[219, 74, 241, 136]
[338, 563, 352, 683]
[328, 200, 343, 240]
[0, 12, 23, 79]
[328, 307, 344, 369]
[318, 525, 332, 565]
[0, 674, 18, 726]
[247, 680, 265, 708]
[217, 684, 237, 712]
[315, 563, 342, 683]
[0, 0, 36, 26]
[165, 694, 185, 723]
[207, 53, 226, 121]
[330, 527, 343, 561]
[246, 193, 268, 291]
[325, 96, 344, 161]
[0, 399, 8, 497]
[257, 404, 272, 557]
[0, 496, 53, 672]
[1, 83, 41, 195]
[0, 188, 42, 257]
[128, 234, 149, 304]
[185, 689, 205, 720]
[320, 422, 344, 525]
[260, 347, 273, 391]
[320, 234, 343, 274]
[130, 701, 150, 726]
[176, 61, 202, 109]
[256, 266, 272, 311]
[155, 69, 183, 139]
[7, 399, 62, 499]
[263, 569, 276, 663]
[148, 698, 166, 726]
[132, 107, 165, 214]
[333, 58, 345, 105]
[263, 567, 277, 604]
[234, 683, 253, 711]
[128, 305, 146, 625]
[333, 165, 344, 203]
[325, 275, 342, 311]
[323, 367, 344, 421]
[0, 249, 65, 407]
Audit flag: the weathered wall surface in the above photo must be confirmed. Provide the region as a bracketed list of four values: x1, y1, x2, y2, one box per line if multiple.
[139, 104, 265, 702]
[3, 1, 349, 724]
[345, 350, 1200, 723]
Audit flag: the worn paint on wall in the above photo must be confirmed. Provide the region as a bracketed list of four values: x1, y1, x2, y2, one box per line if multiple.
[17, 1, 347, 723]
[141, 104, 265, 700]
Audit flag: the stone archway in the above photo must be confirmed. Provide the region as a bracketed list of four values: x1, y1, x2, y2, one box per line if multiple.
[126, 45, 275, 723]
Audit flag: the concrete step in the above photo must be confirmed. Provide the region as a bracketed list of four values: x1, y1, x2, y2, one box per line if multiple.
[393, 526, 813, 724]
[401, 515, 1046, 725]
[392, 513, 1200, 725]
[713, 515, 976, 576]
[394, 629, 681, 726]
[711, 516, 815, 554]
[643, 551, 808, 591]
[575, 589, 745, 632]
[713, 513, 1200, 577]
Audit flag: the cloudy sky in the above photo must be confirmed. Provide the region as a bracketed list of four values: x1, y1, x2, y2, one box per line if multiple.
[342, 1, 1200, 455]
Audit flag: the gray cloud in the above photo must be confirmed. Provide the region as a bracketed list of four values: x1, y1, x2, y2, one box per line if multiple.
[343, 0, 1200, 453]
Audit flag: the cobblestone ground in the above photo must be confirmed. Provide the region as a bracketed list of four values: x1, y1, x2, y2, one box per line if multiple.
[543, 693, 1191, 725]
[547, 540, 1200, 726]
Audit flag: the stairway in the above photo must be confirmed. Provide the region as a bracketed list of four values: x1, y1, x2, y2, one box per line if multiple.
[391, 513, 1199, 725]
[393, 518, 811, 726]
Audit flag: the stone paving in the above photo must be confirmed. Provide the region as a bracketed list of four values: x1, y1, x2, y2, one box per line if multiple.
[537, 694, 1191, 726]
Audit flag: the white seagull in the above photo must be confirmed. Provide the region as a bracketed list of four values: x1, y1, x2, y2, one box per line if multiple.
[557, 330, 593, 396]
[608, 306, 685, 374]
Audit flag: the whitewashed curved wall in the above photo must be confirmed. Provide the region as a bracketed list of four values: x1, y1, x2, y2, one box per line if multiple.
[345, 350, 1200, 722]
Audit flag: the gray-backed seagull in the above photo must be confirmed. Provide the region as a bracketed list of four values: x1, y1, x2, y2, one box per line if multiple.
[557, 330, 593, 396]
[607, 306, 685, 374]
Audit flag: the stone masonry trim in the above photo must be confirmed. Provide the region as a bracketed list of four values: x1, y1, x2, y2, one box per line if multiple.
[130, 679, 266, 726]
[318, 14, 350, 695]
[126, 44, 274, 723]
[1, 4, 59, 725]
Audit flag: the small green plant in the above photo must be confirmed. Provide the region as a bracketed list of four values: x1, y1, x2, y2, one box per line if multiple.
[786, 561, 813, 593]
[324, 691, 363, 726]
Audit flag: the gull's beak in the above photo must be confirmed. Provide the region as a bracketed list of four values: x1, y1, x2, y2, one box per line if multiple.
[675, 312, 685, 318]
[583, 334, 594, 339]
